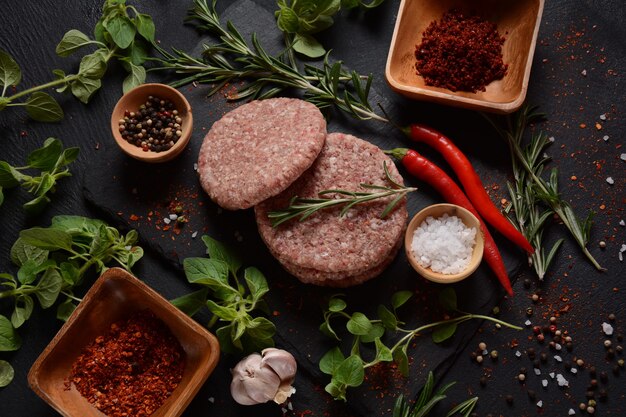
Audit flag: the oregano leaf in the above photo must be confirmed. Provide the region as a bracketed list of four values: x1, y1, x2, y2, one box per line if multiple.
[346, 312, 372, 336]
[432, 322, 458, 343]
[25, 92, 64, 122]
[0, 49, 21, 90]
[56, 29, 93, 57]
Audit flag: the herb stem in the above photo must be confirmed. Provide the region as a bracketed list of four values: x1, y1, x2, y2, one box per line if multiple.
[7, 75, 79, 102]
[61, 291, 82, 303]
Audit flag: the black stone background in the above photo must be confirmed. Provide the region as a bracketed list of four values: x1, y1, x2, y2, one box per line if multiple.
[0, 1, 624, 416]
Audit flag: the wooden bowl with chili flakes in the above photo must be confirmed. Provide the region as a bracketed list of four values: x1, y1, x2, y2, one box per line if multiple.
[386, 0, 545, 114]
[28, 268, 220, 417]
[111, 83, 193, 163]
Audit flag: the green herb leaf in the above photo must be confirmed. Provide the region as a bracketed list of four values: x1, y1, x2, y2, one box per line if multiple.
[170, 288, 209, 317]
[206, 299, 238, 321]
[0, 161, 23, 188]
[276, 7, 300, 33]
[51, 215, 106, 235]
[319, 346, 345, 375]
[135, 14, 155, 42]
[432, 322, 458, 343]
[393, 344, 409, 377]
[324, 380, 345, 401]
[126, 41, 148, 65]
[0, 186, 4, 206]
[104, 15, 136, 49]
[245, 316, 276, 340]
[201, 235, 242, 277]
[20, 227, 73, 251]
[34, 268, 63, 308]
[23, 194, 51, 215]
[244, 267, 269, 302]
[27, 137, 63, 171]
[56, 29, 94, 57]
[55, 147, 80, 169]
[377, 304, 397, 330]
[328, 296, 347, 312]
[10, 238, 49, 267]
[0, 315, 21, 351]
[56, 298, 77, 322]
[71, 75, 102, 104]
[438, 288, 458, 312]
[334, 355, 364, 387]
[59, 262, 80, 286]
[25, 92, 64, 122]
[11, 295, 34, 328]
[346, 312, 372, 336]
[183, 257, 230, 286]
[78, 50, 108, 79]
[0, 97, 9, 110]
[360, 322, 384, 343]
[17, 259, 55, 285]
[216, 324, 237, 354]
[0, 360, 14, 387]
[374, 337, 393, 362]
[391, 290, 412, 310]
[293, 33, 326, 58]
[319, 321, 340, 341]
[0, 49, 21, 92]
[122, 62, 145, 93]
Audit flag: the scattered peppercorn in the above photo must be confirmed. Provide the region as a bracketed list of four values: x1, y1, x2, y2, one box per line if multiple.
[505, 394, 514, 405]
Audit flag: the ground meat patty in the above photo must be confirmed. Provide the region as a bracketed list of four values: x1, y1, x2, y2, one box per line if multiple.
[255, 132, 408, 286]
[197, 98, 326, 210]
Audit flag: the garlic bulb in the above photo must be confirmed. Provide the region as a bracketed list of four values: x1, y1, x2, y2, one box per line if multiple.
[230, 348, 297, 405]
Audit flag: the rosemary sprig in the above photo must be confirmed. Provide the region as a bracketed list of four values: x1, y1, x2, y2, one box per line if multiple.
[484, 106, 604, 271]
[151, 0, 387, 122]
[267, 162, 414, 227]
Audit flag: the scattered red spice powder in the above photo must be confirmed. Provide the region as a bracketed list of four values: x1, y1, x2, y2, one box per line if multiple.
[415, 9, 508, 92]
[68, 310, 185, 417]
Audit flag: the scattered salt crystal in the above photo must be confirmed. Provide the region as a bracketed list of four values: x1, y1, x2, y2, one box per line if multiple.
[534, 368, 541, 375]
[549, 136, 555, 142]
[515, 350, 522, 358]
[606, 177, 615, 185]
[482, 349, 489, 356]
[555, 355, 563, 362]
[537, 400, 543, 407]
[620, 244, 626, 262]
[600, 114, 607, 120]
[621, 153, 626, 161]
[569, 409, 576, 416]
[163, 218, 171, 225]
[124, 245, 132, 251]
[288, 402, 294, 411]
[581, 69, 587, 76]
[603, 135, 609, 141]
[169, 213, 178, 220]
[619, 220, 625, 227]
[191, 231, 198, 238]
[193, 163, 198, 171]
[550, 372, 555, 379]
[555, 343, 562, 351]
[571, 367, 578, 374]
[208, 397, 215, 403]
[542, 379, 548, 388]
[556, 374, 569, 387]
[603, 322, 614, 335]
[525, 319, 532, 326]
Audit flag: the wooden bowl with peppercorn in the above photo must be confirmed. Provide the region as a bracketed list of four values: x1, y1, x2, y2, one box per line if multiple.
[111, 83, 193, 162]
[27, 268, 220, 417]
[386, 0, 545, 113]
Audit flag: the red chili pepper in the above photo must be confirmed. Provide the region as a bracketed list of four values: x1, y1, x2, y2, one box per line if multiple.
[403, 124, 534, 255]
[387, 148, 514, 296]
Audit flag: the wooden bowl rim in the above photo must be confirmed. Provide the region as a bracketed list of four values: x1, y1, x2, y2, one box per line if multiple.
[405, 203, 485, 284]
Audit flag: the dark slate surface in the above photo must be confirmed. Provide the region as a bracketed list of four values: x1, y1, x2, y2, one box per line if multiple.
[0, 1, 625, 417]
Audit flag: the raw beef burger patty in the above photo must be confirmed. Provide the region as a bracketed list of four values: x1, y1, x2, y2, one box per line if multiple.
[197, 98, 327, 210]
[255, 132, 408, 286]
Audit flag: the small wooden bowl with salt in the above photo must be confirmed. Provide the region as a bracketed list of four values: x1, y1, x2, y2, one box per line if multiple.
[405, 204, 484, 284]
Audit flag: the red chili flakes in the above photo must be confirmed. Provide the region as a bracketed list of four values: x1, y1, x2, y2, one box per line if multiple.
[129, 214, 139, 221]
[415, 9, 507, 93]
[69, 310, 185, 417]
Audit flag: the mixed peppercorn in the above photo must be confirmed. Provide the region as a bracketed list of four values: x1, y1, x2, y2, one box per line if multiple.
[118, 96, 183, 153]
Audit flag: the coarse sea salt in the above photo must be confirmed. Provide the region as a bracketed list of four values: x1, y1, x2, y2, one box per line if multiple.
[411, 214, 477, 274]
[602, 322, 614, 335]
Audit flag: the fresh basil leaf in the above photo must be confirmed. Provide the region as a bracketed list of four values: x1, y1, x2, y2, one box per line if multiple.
[328, 296, 347, 312]
[0, 161, 23, 188]
[25, 92, 63, 122]
[104, 15, 136, 49]
[94, 20, 105, 43]
[377, 304, 397, 330]
[276, 7, 300, 33]
[34, 268, 63, 309]
[34, 173, 56, 198]
[20, 227, 73, 251]
[334, 355, 364, 387]
[438, 288, 458, 312]
[244, 267, 268, 301]
[319, 346, 345, 375]
[122, 62, 145, 93]
[0, 360, 14, 387]
[56, 298, 77, 322]
[59, 262, 80, 286]
[0, 315, 21, 351]
[292, 33, 326, 58]
[391, 290, 412, 310]
[78, 50, 108, 79]
[11, 295, 34, 328]
[70, 75, 102, 104]
[10, 237, 49, 267]
[0, 49, 21, 90]
[346, 312, 372, 336]
[206, 300, 238, 321]
[183, 257, 230, 286]
[432, 322, 458, 343]
[125, 41, 148, 65]
[17, 259, 55, 285]
[55, 147, 80, 169]
[23, 194, 51, 216]
[360, 322, 384, 343]
[170, 288, 209, 317]
[135, 14, 155, 42]
[27, 137, 63, 171]
[319, 321, 340, 341]
[56, 29, 93, 57]
[374, 337, 393, 362]
[201, 235, 242, 276]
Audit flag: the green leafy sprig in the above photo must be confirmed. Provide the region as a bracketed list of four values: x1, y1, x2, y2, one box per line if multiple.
[483, 106, 604, 272]
[275, 0, 386, 58]
[0, 0, 155, 122]
[319, 288, 521, 401]
[152, 0, 387, 122]
[268, 162, 414, 227]
[393, 372, 478, 417]
[0, 138, 78, 215]
[171, 235, 276, 354]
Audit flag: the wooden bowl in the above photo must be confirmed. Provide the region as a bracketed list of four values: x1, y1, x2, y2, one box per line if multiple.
[28, 268, 219, 417]
[405, 204, 484, 284]
[111, 83, 193, 162]
[385, 0, 545, 113]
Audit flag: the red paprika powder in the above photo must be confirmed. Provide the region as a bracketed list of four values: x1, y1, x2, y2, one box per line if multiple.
[69, 310, 185, 417]
[415, 9, 508, 93]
